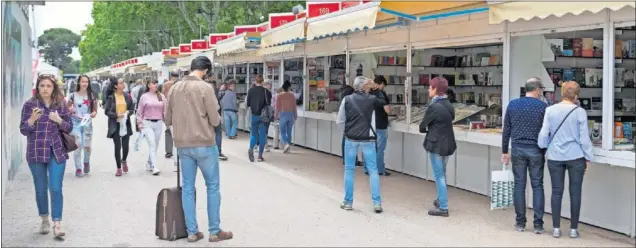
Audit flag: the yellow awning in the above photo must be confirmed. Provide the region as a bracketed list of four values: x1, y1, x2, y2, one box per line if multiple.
[257, 44, 295, 56]
[261, 18, 306, 48]
[306, 2, 380, 41]
[378, 1, 484, 22]
[489, 1, 636, 24]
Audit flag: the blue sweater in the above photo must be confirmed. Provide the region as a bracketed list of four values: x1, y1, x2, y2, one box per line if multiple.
[538, 103, 593, 161]
[501, 97, 547, 153]
[220, 90, 238, 112]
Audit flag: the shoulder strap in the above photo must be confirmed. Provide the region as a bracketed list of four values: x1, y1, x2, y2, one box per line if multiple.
[347, 95, 377, 138]
[550, 106, 579, 145]
[263, 88, 270, 105]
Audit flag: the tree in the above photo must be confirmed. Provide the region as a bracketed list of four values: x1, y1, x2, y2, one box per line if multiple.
[38, 28, 81, 72]
[79, 1, 304, 72]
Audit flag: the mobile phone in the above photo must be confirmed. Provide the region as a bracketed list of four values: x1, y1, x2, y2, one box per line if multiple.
[33, 108, 43, 114]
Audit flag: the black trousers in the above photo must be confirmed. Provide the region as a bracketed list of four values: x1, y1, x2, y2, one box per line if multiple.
[165, 126, 173, 155]
[548, 158, 585, 229]
[112, 133, 130, 169]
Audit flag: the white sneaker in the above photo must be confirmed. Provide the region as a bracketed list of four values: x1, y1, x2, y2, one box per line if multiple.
[152, 167, 161, 175]
[145, 163, 153, 172]
[284, 144, 291, 153]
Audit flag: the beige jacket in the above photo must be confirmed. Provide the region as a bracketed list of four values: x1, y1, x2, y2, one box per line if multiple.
[164, 75, 220, 148]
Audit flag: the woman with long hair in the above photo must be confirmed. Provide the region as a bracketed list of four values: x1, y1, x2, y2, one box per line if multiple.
[104, 77, 134, 177]
[136, 78, 164, 175]
[20, 74, 73, 240]
[275, 81, 297, 153]
[538, 81, 593, 239]
[67, 75, 97, 177]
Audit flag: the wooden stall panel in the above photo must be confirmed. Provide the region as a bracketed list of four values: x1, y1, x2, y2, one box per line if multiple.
[402, 133, 428, 179]
[305, 117, 319, 150]
[331, 121, 343, 156]
[384, 129, 404, 172]
[293, 117, 306, 147]
[317, 119, 332, 153]
[454, 141, 489, 195]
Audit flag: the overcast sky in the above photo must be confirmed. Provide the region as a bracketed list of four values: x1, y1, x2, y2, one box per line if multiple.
[33, 2, 93, 60]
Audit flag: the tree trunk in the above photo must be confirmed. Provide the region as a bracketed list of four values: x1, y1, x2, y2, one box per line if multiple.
[177, 1, 197, 34]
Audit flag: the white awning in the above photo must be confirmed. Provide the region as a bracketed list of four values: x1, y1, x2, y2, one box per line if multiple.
[489, 1, 636, 24]
[306, 2, 380, 41]
[261, 18, 306, 47]
[257, 44, 295, 56]
[177, 55, 195, 68]
[216, 33, 260, 56]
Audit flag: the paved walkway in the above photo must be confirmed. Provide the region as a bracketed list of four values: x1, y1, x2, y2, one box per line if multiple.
[1, 113, 634, 247]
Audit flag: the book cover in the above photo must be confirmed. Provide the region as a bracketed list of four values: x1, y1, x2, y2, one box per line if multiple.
[580, 98, 591, 110]
[563, 39, 574, 56]
[623, 69, 635, 87]
[552, 68, 563, 86]
[615, 40, 623, 58]
[628, 40, 636, 58]
[591, 122, 602, 142]
[419, 74, 430, 85]
[615, 98, 623, 111]
[624, 123, 633, 142]
[623, 99, 636, 113]
[591, 97, 602, 110]
[582, 38, 594, 57]
[585, 68, 600, 87]
[548, 39, 564, 56]
[614, 122, 624, 139]
[588, 120, 595, 138]
[563, 68, 575, 81]
[615, 68, 625, 87]
[573, 38, 583, 57]
[593, 40, 603, 57]
[574, 68, 586, 86]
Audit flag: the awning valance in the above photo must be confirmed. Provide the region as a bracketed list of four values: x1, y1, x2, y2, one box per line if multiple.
[257, 44, 295, 56]
[216, 32, 260, 56]
[306, 2, 380, 41]
[177, 55, 195, 68]
[378, 1, 484, 22]
[261, 18, 306, 48]
[489, 1, 636, 24]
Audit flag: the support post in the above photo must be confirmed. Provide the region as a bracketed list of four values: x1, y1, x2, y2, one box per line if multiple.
[345, 35, 351, 85]
[502, 21, 511, 116]
[602, 11, 615, 150]
[405, 25, 412, 126]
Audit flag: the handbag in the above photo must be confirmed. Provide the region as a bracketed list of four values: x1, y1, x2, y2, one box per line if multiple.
[260, 89, 274, 123]
[60, 131, 78, 152]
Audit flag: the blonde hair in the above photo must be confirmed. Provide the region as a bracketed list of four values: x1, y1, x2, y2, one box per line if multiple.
[560, 81, 580, 102]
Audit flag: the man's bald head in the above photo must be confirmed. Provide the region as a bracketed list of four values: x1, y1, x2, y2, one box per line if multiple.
[169, 70, 179, 79]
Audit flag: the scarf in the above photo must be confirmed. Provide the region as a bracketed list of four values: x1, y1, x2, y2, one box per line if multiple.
[431, 95, 448, 104]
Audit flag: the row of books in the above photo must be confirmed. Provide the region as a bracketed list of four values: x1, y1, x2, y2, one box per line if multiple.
[417, 72, 503, 86]
[456, 92, 502, 107]
[547, 68, 636, 88]
[548, 38, 636, 58]
[579, 98, 636, 112]
[427, 53, 501, 67]
[589, 121, 636, 145]
[377, 56, 407, 65]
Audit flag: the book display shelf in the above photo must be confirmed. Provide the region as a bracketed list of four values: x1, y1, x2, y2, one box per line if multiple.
[370, 44, 504, 135]
[545, 27, 636, 151]
[306, 54, 347, 113]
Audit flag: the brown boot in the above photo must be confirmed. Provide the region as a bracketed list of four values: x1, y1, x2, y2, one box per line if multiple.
[187, 232, 204, 242]
[209, 230, 233, 242]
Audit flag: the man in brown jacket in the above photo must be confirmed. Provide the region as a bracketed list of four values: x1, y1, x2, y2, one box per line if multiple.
[163, 70, 180, 160]
[164, 56, 233, 243]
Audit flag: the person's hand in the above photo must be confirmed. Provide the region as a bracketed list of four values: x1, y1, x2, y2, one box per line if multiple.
[49, 111, 63, 124]
[138, 123, 143, 130]
[90, 112, 97, 118]
[585, 161, 590, 174]
[28, 108, 43, 126]
[69, 106, 76, 114]
[117, 113, 125, 118]
[501, 153, 510, 165]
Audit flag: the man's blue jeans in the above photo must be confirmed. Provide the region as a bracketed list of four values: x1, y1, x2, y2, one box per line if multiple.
[214, 125, 223, 154]
[429, 152, 449, 210]
[223, 111, 237, 137]
[365, 129, 387, 174]
[177, 146, 221, 235]
[249, 115, 267, 157]
[28, 152, 67, 221]
[511, 145, 545, 227]
[279, 112, 295, 145]
[344, 139, 381, 205]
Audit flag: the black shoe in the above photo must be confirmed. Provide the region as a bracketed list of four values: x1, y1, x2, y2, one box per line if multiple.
[274, 146, 280, 150]
[165, 153, 173, 158]
[433, 199, 439, 208]
[533, 226, 545, 234]
[355, 161, 363, 167]
[248, 149, 254, 162]
[364, 171, 369, 175]
[219, 154, 228, 161]
[514, 224, 526, 232]
[380, 171, 391, 176]
[428, 207, 449, 217]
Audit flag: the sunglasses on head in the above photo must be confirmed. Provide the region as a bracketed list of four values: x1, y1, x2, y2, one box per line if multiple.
[38, 74, 57, 80]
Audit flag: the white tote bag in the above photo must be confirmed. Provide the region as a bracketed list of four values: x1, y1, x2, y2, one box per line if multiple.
[490, 164, 514, 210]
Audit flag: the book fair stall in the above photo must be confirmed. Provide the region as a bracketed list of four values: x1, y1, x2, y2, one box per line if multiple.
[86, 0, 636, 237]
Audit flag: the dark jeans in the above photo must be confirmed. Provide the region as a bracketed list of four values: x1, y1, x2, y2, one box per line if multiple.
[215, 125, 222, 154]
[511, 145, 545, 227]
[547, 158, 586, 229]
[165, 126, 173, 155]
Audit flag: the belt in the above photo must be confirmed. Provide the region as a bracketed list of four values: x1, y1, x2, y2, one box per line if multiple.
[223, 109, 238, 113]
[146, 119, 160, 122]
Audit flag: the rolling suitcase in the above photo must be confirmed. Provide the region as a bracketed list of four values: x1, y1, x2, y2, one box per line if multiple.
[155, 155, 195, 241]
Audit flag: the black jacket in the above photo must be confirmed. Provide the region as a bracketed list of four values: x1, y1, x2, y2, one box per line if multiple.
[340, 92, 386, 141]
[419, 98, 457, 156]
[104, 93, 134, 138]
[246, 86, 272, 115]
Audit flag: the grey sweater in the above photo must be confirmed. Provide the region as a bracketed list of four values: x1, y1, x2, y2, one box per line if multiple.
[220, 90, 238, 112]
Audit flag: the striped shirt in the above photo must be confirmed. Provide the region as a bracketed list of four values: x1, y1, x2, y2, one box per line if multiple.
[20, 99, 73, 164]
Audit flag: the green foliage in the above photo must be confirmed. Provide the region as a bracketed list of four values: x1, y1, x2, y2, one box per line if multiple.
[79, 1, 304, 72]
[38, 28, 81, 72]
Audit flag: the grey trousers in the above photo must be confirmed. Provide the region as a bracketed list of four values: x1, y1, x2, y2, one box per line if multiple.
[165, 125, 173, 155]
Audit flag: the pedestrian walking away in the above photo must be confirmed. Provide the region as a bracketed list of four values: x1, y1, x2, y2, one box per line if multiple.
[221, 80, 239, 139]
[137, 78, 165, 175]
[336, 76, 386, 213]
[419, 77, 457, 218]
[20, 74, 73, 240]
[67, 75, 98, 177]
[246, 75, 272, 162]
[104, 77, 134, 177]
[538, 81, 593, 239]
[164, 55, 233, 242]
[274, 80, 298, 153]
[207, 78, 228, 161]
[501, 77, 548, 234]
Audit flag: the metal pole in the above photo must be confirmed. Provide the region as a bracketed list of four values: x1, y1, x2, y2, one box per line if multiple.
[345, 35, 350, 85]
[405, 25, 412, 126]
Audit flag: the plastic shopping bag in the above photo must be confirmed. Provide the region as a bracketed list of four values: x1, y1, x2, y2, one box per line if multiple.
[490, 164, 514, 210]
[134, 131, 145, 152]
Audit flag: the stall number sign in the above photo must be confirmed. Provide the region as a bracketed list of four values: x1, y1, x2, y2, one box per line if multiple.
[179, 45, 192, 54]
[270, 14, 296, 29]
[191, 40, 208, 50]
[209, 34, 230, 46]
[308, 2, 341, 18]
